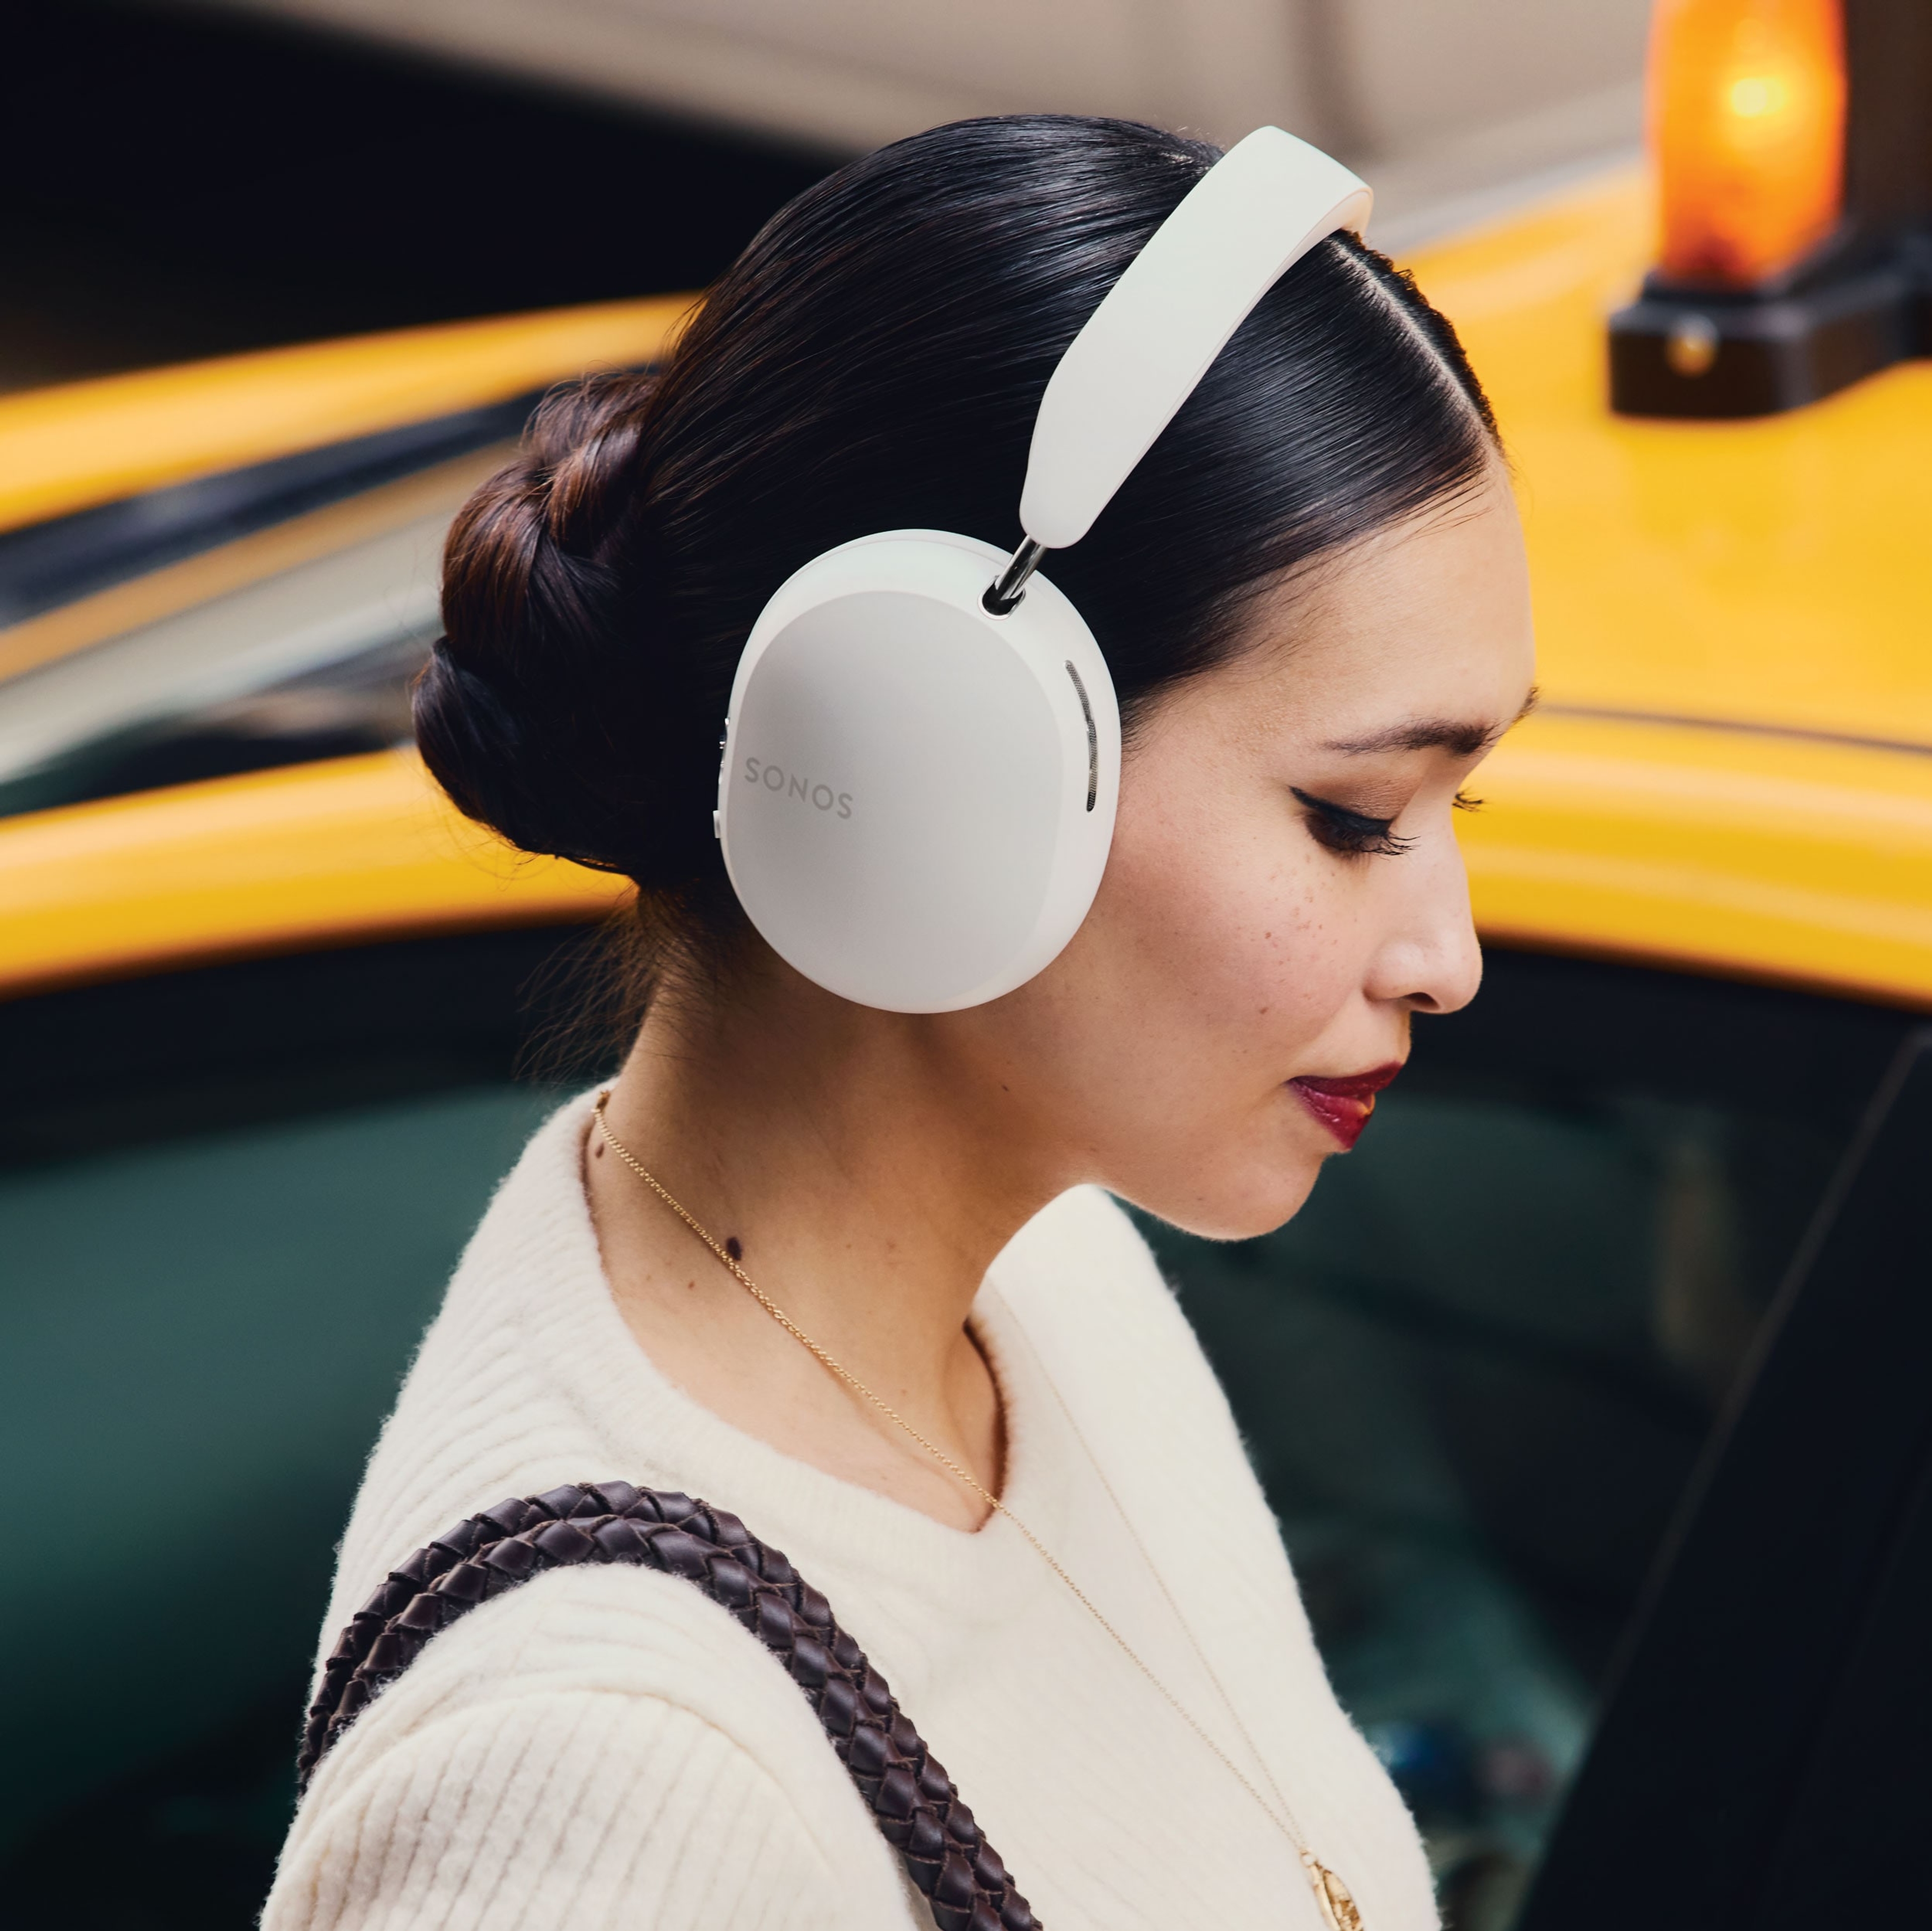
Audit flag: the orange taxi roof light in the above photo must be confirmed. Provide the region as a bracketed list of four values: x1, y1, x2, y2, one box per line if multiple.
[1652, 0, 1847, 287]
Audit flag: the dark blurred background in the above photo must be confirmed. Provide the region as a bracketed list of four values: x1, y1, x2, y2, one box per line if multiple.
[0, 0, 829, 391]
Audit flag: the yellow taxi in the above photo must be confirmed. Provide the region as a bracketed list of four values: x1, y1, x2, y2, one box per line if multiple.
[3, 12, 1926, 1924]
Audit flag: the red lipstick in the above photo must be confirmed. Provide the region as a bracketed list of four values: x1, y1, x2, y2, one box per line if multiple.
[1289, 1063, 1404, 1151]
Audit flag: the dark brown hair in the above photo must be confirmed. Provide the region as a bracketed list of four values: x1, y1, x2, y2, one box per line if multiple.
[417, 115, 1497, 999]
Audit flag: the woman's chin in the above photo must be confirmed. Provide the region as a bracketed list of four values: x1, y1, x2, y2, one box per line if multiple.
[1125, 1149, 1328, 1244]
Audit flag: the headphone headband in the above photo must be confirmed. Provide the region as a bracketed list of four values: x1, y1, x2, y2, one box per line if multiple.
[1015, 127, 1371, 556]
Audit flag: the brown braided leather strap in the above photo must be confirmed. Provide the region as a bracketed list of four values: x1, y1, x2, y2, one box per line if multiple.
[300, 1481, 1039, 1931]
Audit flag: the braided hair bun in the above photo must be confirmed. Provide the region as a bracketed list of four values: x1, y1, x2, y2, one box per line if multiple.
[417, 371, 719, 889]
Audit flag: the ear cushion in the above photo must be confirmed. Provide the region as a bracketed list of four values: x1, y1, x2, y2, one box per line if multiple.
[718, 531, 1120, 1013]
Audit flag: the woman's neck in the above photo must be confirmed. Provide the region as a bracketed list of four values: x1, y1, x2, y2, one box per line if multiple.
[584, 971, 1057, 1530]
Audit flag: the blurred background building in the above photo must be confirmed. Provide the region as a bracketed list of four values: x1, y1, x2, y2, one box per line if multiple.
[187, 0, 1651, 218]
[2, 0, 1649, 392]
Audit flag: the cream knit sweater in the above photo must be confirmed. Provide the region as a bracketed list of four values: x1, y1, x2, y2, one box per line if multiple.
[263, 1092, 1437, 1931]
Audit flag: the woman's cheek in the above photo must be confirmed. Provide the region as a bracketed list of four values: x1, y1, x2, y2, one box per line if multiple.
[1094, 757, 1341, 1055]
[1222, 845, 1385, 1061]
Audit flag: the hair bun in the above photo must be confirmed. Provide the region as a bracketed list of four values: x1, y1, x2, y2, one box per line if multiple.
[415, 371, 720, 891]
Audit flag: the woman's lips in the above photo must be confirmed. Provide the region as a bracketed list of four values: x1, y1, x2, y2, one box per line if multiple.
[1288, 1062, 1404, 1151]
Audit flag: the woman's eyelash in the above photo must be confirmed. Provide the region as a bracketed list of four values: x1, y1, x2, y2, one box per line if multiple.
[1291, 787, 1414, 858]
[1453, 791, 1483, 813]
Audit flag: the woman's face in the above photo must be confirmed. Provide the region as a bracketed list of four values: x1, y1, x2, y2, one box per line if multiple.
[971, 467, 1536, 1239]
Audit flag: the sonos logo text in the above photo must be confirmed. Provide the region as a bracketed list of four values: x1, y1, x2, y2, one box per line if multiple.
[743, 757, 854, 819]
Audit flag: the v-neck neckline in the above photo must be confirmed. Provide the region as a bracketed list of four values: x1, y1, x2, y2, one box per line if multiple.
[515, 1090, 1073, 1614]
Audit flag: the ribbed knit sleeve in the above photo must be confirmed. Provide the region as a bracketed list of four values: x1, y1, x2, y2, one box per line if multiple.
[264, 1565, 920, 1931]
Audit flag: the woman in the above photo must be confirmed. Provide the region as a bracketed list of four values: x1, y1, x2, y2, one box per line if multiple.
[267, 115, 1533, 1930]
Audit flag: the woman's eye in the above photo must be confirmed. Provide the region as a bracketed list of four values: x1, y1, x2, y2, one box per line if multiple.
[1291, 787, 1414, 859]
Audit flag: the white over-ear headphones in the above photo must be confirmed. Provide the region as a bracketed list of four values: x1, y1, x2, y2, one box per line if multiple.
[716, 127, 1371, 1012]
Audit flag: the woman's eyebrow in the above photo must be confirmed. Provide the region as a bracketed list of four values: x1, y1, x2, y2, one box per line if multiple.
[1323, 686, 1540, 757]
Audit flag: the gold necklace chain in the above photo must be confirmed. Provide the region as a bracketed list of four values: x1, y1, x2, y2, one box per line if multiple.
[591, 1092, 1364, 1930]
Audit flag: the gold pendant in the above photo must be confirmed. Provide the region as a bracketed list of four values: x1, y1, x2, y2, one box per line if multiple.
[1303, 1853, 1364, 1931]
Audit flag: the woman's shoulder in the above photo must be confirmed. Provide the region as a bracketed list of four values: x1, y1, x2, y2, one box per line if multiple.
[270, 1560, 912, 1930]
[314, 1094, 654, 1646]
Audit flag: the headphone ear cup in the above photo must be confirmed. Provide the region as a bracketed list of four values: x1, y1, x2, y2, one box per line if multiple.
[719, 532, 1119, 1013]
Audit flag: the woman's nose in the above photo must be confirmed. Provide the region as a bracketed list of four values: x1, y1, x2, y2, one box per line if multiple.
[1366, 837, 1484, 1016]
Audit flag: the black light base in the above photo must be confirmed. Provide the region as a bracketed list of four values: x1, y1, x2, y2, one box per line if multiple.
[1609, 266, 1923, 418]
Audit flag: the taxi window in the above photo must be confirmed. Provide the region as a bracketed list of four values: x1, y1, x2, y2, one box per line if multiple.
[0, 928, 588, 1908]
[0, 935, 1910, 1927]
